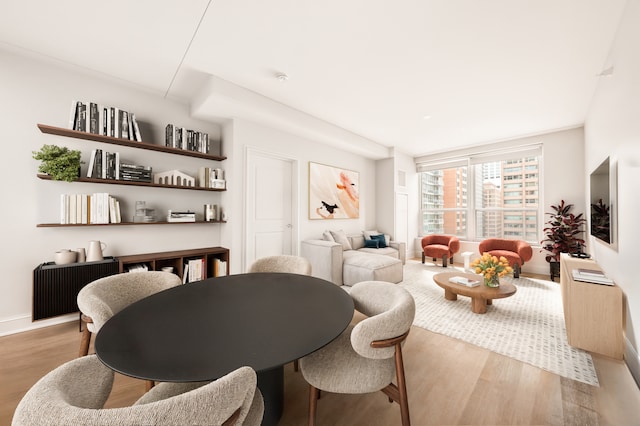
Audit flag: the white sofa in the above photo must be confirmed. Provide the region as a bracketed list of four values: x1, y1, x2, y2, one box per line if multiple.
[301, 230, 406, 287]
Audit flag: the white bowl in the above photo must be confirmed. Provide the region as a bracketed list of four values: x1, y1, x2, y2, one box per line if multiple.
[54, 250, 77, 265]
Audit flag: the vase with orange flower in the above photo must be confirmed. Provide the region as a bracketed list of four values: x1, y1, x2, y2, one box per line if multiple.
[470, 252, 513, 288]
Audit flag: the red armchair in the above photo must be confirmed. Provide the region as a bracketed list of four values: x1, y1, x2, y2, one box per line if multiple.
[421, 235, 460, 268]
[478, 238, 532, 278]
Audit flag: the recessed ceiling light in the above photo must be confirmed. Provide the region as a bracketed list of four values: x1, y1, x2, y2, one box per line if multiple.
[422, 115, 432, 120]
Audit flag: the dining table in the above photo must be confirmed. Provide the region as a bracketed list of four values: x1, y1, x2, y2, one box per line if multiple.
[95, 272, 354, 425]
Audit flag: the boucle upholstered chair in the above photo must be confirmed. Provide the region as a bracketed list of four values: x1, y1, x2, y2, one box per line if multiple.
[248, 254, 312, 275]
[478, 238, 533, 278]
[76, 271, 182, 358]
[299, 280, 416, 426]
[12, 355, 264, 426]
[421, 234, 460, 267]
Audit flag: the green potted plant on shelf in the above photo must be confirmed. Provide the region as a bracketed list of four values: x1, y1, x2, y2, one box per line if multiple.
[540, 200, 587, 281]
[32, 144, 82, 182]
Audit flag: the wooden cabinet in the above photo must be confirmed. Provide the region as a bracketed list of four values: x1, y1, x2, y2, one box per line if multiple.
[117, 247, 230, 279]
[559, 253, 623, 359]
[33, 247, 230, 321]
[36, 124, 226, 227]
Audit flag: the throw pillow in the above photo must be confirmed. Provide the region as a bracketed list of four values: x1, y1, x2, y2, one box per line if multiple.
[330, 230, 353, 251]
[323, 230, 335, 242]
[363, 230, 379, 240]
[364, 239, 379, 249]
[370, 234, 387, 248]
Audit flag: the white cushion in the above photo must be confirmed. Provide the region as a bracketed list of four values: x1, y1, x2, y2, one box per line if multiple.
[330, 230, 352, 251]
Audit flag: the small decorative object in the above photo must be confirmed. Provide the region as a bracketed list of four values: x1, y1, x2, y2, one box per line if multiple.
[470, 252, 513, 288]
[86, 240, 106, 262]
[32, 144, 83, 182]
[153, 170, 195, 187]
[133, 201, 156, 222]
[204, 204, 217, 221]
[75, 248, 86, 263]
[54, 249, 77, 265]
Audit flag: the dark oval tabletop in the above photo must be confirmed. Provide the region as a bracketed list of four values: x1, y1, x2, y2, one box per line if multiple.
[95, 272, 354, 383]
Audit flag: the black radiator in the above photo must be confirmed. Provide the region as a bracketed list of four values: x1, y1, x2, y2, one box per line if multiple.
[32, 257, 119, 321]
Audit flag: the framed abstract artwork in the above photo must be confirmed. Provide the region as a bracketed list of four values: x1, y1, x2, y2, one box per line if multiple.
[308, 162, 359, 219]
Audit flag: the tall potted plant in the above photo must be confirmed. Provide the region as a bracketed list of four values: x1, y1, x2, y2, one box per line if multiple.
[540, 200, 587, 281]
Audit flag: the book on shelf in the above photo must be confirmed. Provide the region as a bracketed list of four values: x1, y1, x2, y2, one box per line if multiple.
[449, 276, 480, 287]
[213, 258, 227, 277]
[127, 263, 149, 273]
[187, 258, 204, 283]
[576, 268, 606, 277]
[571, 269, 614, 285]
[182, 263, 189, 284]
[68, 100, 78, 130]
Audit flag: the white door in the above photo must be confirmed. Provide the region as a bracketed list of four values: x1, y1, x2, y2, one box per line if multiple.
[245, 149, 297, 270]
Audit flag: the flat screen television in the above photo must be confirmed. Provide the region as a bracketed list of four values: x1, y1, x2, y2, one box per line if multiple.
[589, 157, 614, 245]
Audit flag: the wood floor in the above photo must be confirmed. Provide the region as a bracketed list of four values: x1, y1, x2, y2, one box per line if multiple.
[2, 315, 639, 426]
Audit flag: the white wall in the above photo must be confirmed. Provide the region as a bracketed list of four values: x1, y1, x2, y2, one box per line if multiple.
[583, 0, 640, 382]
[0, 50, 224, 335]
[202, 118, 379, 274]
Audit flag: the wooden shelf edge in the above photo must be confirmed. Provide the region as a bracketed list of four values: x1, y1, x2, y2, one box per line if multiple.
[37, 123, 227, 161]
[37, 221, 227, 228]
[36, 174, 225, 192]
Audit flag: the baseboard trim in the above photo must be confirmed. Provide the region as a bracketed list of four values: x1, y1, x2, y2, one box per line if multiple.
[625, 336, 640, 390]
[0, 313, 77, 337]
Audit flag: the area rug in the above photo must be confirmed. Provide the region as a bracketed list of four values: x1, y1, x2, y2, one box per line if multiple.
[400, 260, 599, 386]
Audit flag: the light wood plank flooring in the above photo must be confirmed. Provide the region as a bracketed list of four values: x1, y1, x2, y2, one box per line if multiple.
[2, 316, 639, 425]
[2, 264, 639, 425]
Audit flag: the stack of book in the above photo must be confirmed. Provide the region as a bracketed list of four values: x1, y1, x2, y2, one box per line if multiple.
[69, 100, 143, 141]
[449, 276, 481, 287]
[165, 124, 210, 154]
[120, 163, 152, 182]
[167, 210, 196, 222]
[571, 268, 614, 285]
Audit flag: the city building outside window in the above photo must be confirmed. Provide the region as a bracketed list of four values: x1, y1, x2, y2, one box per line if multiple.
[419, 148, 541, 243]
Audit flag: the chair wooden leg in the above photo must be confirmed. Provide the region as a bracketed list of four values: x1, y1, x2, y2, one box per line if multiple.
[79, 314, 93, 357]
[394, 343, 411, 426]
[309, 385, 319, 426]
[442, 255, 448, 267]
[514, 263, 521, 278]
[421, 252, 425, 263]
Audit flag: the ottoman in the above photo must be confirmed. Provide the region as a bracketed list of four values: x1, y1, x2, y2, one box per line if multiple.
[342, 252, 403, 287]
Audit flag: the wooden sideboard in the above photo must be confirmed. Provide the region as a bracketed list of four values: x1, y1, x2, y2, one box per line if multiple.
[559, 253, 624, 359]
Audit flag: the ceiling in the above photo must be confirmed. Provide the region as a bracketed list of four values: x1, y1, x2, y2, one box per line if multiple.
[0, 0, 627, 158]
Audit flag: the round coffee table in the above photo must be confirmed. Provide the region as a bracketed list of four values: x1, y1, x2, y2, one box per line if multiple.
[433, 272, 517, 314]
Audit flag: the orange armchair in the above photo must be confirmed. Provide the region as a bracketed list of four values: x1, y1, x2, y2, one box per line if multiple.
[478, 238, 532, 278]
[421, 235, 460, 268]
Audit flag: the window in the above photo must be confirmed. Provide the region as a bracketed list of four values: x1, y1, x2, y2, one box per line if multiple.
[417, 145, 542, 242]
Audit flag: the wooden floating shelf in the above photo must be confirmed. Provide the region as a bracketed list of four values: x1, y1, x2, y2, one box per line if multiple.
[37, 221, 226, 228]
[37, 124, 227, 161]
[36, 174, 225, 192]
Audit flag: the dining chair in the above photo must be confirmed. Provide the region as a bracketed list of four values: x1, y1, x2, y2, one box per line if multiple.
[299, 280, 416, 426]
[11, 354, 264, 426]
[76, 271, 182, 358]
[248, 254, 312, 275]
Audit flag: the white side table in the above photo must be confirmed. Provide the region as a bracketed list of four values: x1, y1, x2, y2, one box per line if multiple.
[461, 251, 474, 272]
